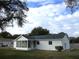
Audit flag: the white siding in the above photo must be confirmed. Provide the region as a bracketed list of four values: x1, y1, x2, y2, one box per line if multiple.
[15, 47, 31, 51]
[13, 40, 16, 48]
[62, 35, 70, 50]
[16, 36, 28, 41]
[52, 41, 63, 50]
[36, 40, 62, 51]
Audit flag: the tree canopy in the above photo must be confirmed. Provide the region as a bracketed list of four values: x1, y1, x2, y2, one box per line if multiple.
[0, 31, 20, 39]
[65, 0, 79, 13]
[29, 27, 49, 36]
[70, 37, 79, 43]
[0, 0, 28, 31]
[0, 31, 12, 38]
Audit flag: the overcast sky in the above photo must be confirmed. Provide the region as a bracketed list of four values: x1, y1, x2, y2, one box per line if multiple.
[6, 0, 79, 37]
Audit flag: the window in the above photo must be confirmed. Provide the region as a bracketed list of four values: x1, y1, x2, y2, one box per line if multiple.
[16, 41, 21, 47]
[49, 41, 52, 45]
[16, 41, 27, 47]
[37, 41, 39, 45]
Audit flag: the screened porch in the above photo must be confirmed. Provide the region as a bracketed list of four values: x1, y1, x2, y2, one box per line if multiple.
[16, 40, 36, 49]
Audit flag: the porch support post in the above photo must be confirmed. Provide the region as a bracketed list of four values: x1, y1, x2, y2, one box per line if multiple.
[31, 40, 33, 49]
[27, 40, 28, 49]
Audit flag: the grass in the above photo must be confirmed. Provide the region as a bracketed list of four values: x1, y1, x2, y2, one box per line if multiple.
[0, 48, 79, 59]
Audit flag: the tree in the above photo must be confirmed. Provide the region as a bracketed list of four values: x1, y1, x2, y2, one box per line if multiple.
[59, 32, 66, 35]
[0, 31, 12, 38]
[65, 0, 79, 13]
[70, 37, 79, 43]
[12, 34, 20, 39]
[29, 27, 49, 36]
[0, 0, 29, 31]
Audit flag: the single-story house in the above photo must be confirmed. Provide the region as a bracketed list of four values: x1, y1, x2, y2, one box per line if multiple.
[13, 33, 70, 51]
[0, 38, 13, 47]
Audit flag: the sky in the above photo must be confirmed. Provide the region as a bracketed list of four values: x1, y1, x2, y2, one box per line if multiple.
[6, 0, 79, 37]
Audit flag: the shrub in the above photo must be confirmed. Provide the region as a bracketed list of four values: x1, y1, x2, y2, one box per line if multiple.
[55, 46, 63, 52]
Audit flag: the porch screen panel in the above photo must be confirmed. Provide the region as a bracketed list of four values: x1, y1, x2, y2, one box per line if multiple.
[22, 41, 27, 47]
[16, 41, 21, 47]
[16, 41, 27, 47]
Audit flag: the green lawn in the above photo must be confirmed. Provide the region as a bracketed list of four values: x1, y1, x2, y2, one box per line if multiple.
[0, 48, 79, 59]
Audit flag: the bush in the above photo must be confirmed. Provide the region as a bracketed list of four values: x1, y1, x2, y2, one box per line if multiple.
[55, 46, 63, 52]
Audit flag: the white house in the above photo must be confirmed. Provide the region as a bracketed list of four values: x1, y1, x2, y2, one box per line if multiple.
[13, 33, 70, 51]
[0, 38, 13, 47]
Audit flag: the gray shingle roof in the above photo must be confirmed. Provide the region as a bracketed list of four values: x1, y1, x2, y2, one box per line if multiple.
[0, 38, 14, 41]
[23, 33, 67, 39]
[0, 33, 67, 41]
